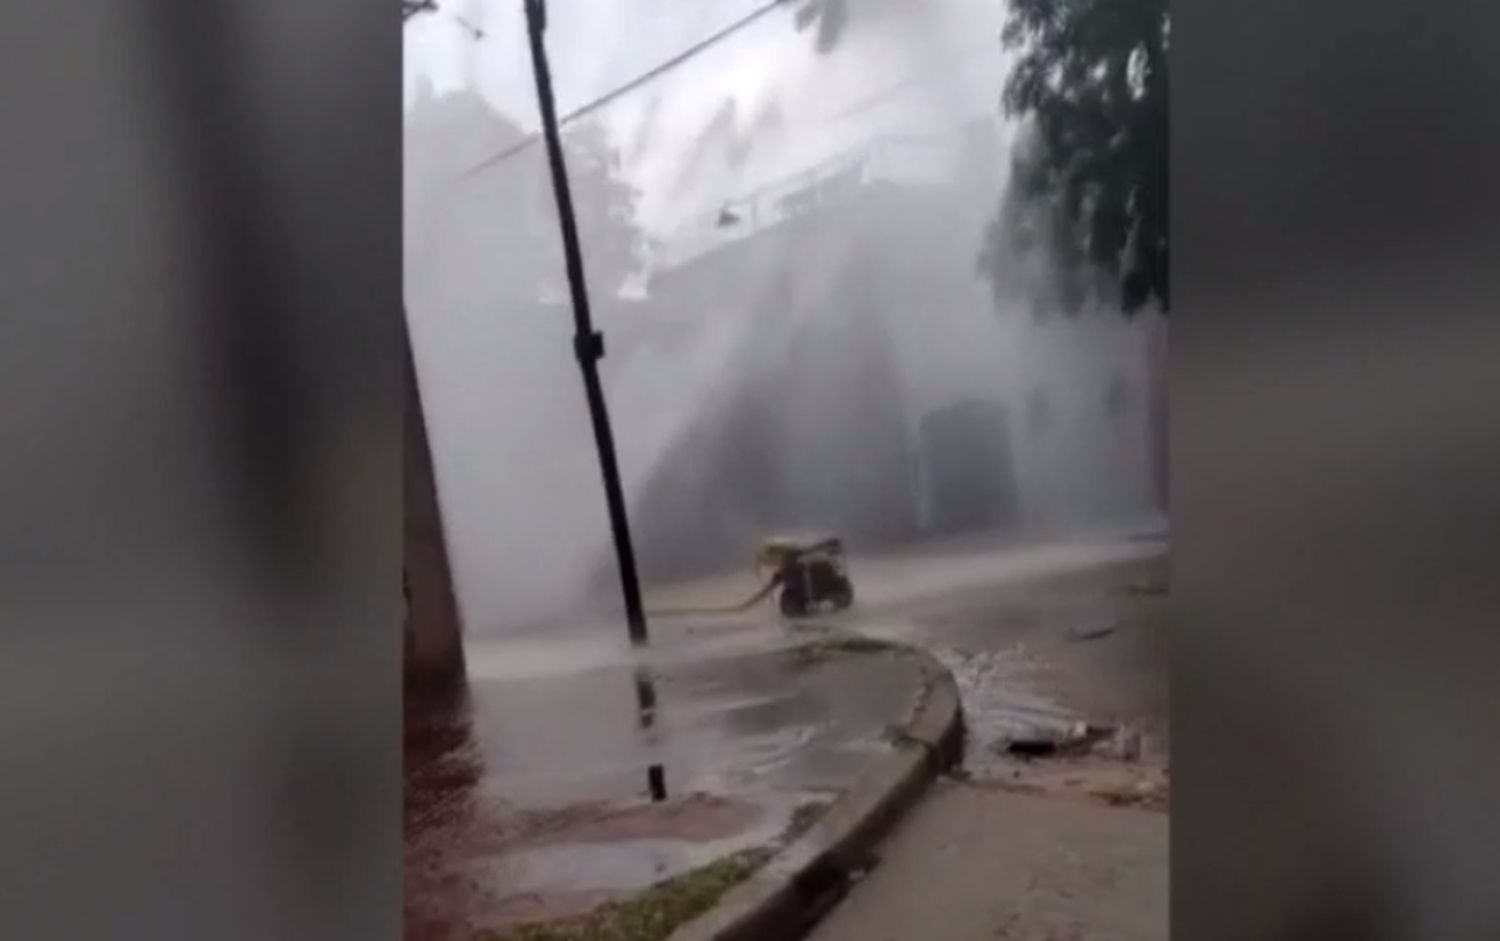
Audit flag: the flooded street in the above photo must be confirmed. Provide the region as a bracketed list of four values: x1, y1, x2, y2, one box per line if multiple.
[404, 527, 1166, 938]
[664, 524, 1169, 776]
[404, 616, 928, 939]
[851, 532, 1169, 778]
[806, 530, 1171, 941]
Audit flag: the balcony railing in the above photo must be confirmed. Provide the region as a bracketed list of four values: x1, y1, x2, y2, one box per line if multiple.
[654, 128, 968, 271]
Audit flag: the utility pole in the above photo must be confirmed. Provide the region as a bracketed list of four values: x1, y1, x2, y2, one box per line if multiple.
[523, 0, 649, 645]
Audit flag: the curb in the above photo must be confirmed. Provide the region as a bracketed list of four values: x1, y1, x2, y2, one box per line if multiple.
[667, 640, 965, 941]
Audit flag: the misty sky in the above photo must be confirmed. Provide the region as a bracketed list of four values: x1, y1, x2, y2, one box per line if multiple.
[403, 0, 1009, 238]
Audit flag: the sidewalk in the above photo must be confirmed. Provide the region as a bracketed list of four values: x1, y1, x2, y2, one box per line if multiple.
[809, 779, 1167, 941]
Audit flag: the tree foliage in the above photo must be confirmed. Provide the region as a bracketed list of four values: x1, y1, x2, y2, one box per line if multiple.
[980, 0, 1168, 315]
[791, 0, 904, 55]
[405, 88, 648, 302]
[560, 121, 652, 295]
[793, 0, 850, 54]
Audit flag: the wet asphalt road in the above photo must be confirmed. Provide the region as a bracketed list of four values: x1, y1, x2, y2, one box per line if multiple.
[656, 524, 1169, 773]
[848, 534, 1169, 775]
[805, 528, 1171, 941]
[404, 524, 1168, 938]
[405, 616, 928, 938]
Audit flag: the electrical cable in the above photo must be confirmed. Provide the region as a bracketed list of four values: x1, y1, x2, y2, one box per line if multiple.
[467, 0, 793, 177]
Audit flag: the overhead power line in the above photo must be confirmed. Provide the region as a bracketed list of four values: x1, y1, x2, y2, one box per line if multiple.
[464, 0, 794, 177]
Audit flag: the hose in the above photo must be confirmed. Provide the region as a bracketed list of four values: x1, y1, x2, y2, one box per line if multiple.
[645, 540, 839, 618]
[645, 572, 783, 618]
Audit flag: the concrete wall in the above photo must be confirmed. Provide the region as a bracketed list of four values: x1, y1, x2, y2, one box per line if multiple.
[596, 120, 1157, 587]
[622, 196, 922, 584]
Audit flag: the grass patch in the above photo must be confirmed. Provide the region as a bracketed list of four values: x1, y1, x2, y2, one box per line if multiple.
[784, 800, 830, 842]
[488, 850, 768, 941]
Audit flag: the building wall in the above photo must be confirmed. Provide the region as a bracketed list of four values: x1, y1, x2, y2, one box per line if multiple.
[623, 194, 921, 584]
[602, 119, 1158, 585]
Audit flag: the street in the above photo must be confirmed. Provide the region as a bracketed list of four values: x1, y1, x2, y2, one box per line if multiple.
[405, 601, 936, 938]
[816, 529, 1170, 940]
[654, 524, 1168, 779]
[404, 526, 1168, 940]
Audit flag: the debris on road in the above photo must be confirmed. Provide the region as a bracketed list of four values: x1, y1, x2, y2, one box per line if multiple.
[999, 721, 1115, 760]
[1066, 619, 1118, 642]
[1002, 737, 1060, 759]
[1094, 726, 1143, 762]
[973, 763, 1170, 814]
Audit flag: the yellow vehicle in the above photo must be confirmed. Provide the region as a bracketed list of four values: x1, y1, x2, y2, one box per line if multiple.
[646, 535, 856, 620]
[755, 535, 855, 618]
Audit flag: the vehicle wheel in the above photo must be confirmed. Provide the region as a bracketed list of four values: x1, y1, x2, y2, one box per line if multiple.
[830, 582, 854, 610]
[780, 589, 806, 618]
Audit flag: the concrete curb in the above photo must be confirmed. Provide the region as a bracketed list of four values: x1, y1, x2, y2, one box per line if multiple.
[668, 640, 965, 941]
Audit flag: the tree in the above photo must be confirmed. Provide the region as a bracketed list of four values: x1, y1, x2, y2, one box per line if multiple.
[560, 120, 652, 296]
[790, 0, 905, 55]
[793, 0, 850, 54]
[979, 0, 1168, 316]
[405, 83, 648, 303]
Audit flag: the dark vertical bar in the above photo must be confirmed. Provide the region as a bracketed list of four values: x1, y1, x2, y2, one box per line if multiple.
[523, 0, 649, 644]
[633, 667, 658, 728]
[636, 667, 664, 800]
[145, 0, 315, 585]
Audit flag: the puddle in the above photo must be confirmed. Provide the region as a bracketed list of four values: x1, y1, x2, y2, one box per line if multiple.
[405, 633, 921, 938]
[488, 821, 783, 897]
[929, 644, 1093, 777]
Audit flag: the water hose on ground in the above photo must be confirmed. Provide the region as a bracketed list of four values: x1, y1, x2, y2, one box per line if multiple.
[642, 540, 842, 618]
[645, 573, 783, 618]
